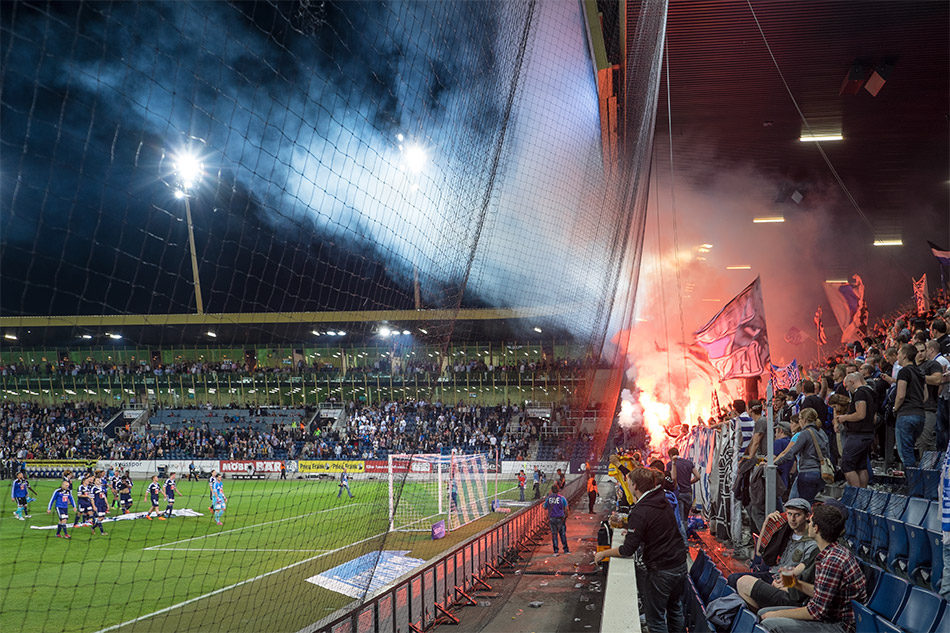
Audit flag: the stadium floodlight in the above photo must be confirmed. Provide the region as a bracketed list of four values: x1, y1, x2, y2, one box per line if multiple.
[401, 330, 410, 335]
[533, 327, 542, 333]
[753, 216, 785, 223]
[379, 326, 392, 337]
[108, 333, 122, 339]
[418, 328, 428, 334]
[173, 151, 203, 192]
[873, 239, 903, 246]
[80, 334, 92, 339]
[206, 331, 216, 338]
[336, 330, 346, 336]
[326, 331, 337, 336]
[402, 143, 427, 173]
[726, 265, 752, 270]
[4, 333, 17, 340]
[311, 330, 320, 336]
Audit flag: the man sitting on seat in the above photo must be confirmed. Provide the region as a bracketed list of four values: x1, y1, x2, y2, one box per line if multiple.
[729, 498, 817, 595]
[758, 504, 867, 633]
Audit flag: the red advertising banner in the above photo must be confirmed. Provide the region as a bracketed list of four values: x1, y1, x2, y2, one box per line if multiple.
[219, 460, 284, 473]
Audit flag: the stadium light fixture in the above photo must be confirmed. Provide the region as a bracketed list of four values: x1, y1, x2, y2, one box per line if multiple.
[401, 330, 411, 336]
[753, 216, 785, 223]
[700, 243, 713, 249]
[108, 333, 122, 340]
[206, 331, 217, 338]
[173, 151, 204, 192]
[379, 326, 392, 337]
[311, 330, 320, 336]
[326, 331, 337, 336]
[402, 143, 427, 173]
[799, 133, 843, 142]
[726, 265, 752, 270]
[336, 331, 346, 336]
[824, 279, 848, 284]
[533, 327, 543, 333]
[4, 333, 17, 340]
[81, 334, 92, 339]
[873, 239, 903, 246]
[418, 328, 428, 334]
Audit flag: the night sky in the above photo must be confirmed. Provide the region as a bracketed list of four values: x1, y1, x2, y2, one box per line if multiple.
[1, 1, 615, 340]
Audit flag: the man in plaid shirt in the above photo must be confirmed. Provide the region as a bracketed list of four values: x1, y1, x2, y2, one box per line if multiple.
[758, 504, 866, 633]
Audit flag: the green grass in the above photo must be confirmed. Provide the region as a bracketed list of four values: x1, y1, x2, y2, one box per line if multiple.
[0, 477, 523, 633]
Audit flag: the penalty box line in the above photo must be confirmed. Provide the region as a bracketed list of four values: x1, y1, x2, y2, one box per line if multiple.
[92, 529, 390, 633]
[144, 502, 366, 551]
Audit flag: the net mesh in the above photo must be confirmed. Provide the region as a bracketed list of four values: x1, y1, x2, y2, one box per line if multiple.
[388, 453, 491, 532]
[0, 0, 664, 631]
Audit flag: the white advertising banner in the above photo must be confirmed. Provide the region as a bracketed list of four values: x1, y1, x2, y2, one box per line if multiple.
[500, 460, 568, 475]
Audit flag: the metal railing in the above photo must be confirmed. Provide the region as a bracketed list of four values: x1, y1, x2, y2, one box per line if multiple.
[306, 476, 586, 633]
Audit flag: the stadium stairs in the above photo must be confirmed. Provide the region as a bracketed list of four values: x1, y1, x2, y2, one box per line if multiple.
[434, 477, 605, 633]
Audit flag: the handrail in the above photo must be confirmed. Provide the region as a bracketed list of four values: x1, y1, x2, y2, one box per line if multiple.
[304, 476, 586, 633]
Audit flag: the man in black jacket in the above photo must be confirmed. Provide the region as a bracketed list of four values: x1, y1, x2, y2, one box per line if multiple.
[594, 467, 687, 633]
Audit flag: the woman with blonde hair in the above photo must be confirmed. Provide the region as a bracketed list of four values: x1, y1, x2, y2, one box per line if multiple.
[774, 407, 830, 502]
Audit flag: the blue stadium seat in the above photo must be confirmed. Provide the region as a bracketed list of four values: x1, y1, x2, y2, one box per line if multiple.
[751, 627, 768, 633]
[933, 603, 950, 633]
[708, 577, 730, 602]
[698, 566, 720, 602]
[901, 500, 943, 580]
[908, 451, 942, 498]
[927, 529, 944, 594]
[848, 488, 875, 541]
[885, 497, 930, 572]
[841, 485, 859, 508]
[893, 586, 945, 633]
[921, 452, 944, 500]
[729, 608, 758, 633]
[691, 550, 710, 584]
[866, 573, 911, 621]
[852, 490, 889, 550]
[853, 601, 879, 633]
[686, 576, 713, 632]
[869, 494, 908, 560]
[860, 562, 884, 598]
[873, 615, 902, 633]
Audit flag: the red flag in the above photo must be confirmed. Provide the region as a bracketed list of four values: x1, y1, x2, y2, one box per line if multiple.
[814, 307, 827, 345]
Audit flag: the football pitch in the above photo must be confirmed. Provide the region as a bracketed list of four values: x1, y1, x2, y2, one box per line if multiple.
[0, 476, 524, 633]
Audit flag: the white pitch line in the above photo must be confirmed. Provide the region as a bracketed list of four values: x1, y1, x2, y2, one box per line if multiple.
[92, 529, 389, 633]
[151, 548, 332, 553]
[144, 502, 365, 551]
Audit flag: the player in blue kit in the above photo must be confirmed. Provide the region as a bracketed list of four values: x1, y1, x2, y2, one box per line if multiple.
[337, 467, 354, 498]
[91, 476, 109, 535]
[210, 471, 227, 525]
[47, 480, 76, 539]
[117, 472, 134, 514]
[11, 471, 36, 520]
[74, 474, 95, 527]
[145, 475, 162, 520]
[110, 472, 122, 509]
[163, 472, 177, 519]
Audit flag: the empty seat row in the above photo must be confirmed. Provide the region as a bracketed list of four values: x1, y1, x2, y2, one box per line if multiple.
[840, 485, 944, 593]
[852, 568, 948, 633]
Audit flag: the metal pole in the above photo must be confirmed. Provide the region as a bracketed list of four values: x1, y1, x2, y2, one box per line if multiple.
[183, 196, 204, 314]
[764, 379, 777, 516]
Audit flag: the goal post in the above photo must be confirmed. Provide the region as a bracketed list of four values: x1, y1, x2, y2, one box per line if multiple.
[387, 453, 491, 532]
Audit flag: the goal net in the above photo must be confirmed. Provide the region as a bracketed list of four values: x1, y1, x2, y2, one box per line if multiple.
[388, 453, 491, 532]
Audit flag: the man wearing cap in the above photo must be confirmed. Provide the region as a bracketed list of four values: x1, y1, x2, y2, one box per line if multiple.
[731, 499, 817, 601]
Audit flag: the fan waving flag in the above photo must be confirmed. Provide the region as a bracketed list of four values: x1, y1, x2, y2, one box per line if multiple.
[814, 307, 827, 345]
[823, 275, 867, 344]
[694, 276, 770, 380]
[770, 360, 800, 390]
[913, 274, 930, 314]
[929, 241, 950, 290]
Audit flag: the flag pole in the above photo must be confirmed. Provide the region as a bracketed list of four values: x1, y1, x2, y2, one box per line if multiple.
[764, 378, 776, 517]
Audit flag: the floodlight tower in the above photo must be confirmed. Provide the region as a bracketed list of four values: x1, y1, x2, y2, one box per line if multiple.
[173, 152, 205, 314]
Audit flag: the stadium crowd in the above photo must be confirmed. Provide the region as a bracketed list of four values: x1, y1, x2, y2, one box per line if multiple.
[0, 398, 562, 468]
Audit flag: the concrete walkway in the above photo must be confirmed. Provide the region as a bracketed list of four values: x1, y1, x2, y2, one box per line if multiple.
[436, 489, 606, 633]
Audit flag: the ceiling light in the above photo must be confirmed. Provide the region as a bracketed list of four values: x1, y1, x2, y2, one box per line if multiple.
[206, 331, 217, 338]
[336, 331, 346, 336]
[402, 330, 410, 335]
[873, 239, 902, 247]
[81, 334, 92, 340]
[824, 279, 848, 284]
[799, 134, 843, 142]
[108, 333, 122, 340]
[379, 327, 392, 337]
[726, 265, 752, 270]
[533, 327, 543, 333]
[753, 216, 785, 223]
[312, 330, 320, 336]
[4, 334, 17, 341]
[700, 243, 713, 249]
[418, 328, 428, 334]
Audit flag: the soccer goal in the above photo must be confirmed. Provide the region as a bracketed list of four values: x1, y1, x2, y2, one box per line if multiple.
[388, 453, 492, 532]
